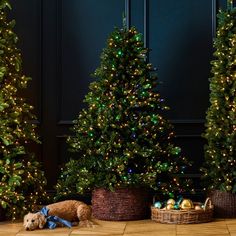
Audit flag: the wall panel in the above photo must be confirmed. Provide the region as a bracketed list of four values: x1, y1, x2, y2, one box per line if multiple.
[59, 0, 124, 123]
[11, 0, 229, 190]
[148, 0, 212, 121]
[11, 0, 42, 121]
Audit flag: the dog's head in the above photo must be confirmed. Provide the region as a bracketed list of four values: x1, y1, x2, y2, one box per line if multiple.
[23, 212, 47, 231]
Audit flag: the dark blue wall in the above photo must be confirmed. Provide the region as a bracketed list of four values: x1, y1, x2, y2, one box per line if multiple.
[10, 0, 228, 190]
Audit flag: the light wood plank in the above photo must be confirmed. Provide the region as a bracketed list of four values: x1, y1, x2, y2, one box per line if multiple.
[0, 218, 236, 235]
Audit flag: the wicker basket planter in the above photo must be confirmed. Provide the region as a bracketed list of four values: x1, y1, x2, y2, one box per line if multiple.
[151, 198, 213, 224]
[209, 190, 236, 218]
[92, 187, 152, 221]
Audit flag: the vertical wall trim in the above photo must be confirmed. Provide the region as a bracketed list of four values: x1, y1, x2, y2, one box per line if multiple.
[38, 0, 44, 161]
[39, 0, 44, 124]
[144, 0, 150, 63]
[56, 0, 62, 123]
[125, 0, 130, 29]
[144, 0, 149, 49]
[212, 0, 217, 40]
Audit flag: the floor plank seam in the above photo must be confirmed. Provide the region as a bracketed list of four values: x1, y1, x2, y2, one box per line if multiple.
[122, 221, 128, 235]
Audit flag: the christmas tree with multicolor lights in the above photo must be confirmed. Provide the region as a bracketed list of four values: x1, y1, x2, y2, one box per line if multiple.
[55, 23, 190, 199]
[0, 0, 47, 219]
[202, 0, 236, 193]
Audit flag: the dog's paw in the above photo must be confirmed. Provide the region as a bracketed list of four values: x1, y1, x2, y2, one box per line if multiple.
[79, 220, 94, 228]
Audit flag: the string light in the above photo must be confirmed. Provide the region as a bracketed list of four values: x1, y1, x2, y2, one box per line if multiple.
[55, 23, 191, 200]
[202, 4, 236, 193]
[0, 0, 47, 220]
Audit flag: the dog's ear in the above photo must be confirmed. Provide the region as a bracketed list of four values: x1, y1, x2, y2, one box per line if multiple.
[36, 213, 46, 229]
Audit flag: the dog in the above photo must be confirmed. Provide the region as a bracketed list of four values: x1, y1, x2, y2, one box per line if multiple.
[23, 200, 93, 231]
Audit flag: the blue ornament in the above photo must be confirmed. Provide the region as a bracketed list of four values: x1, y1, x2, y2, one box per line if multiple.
[176, 196, 183, 205]
[174, 204, 180, 210]
[154, 201, 162, 209]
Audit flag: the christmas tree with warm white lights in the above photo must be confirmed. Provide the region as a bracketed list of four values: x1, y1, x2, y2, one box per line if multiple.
[55, 23, 190, 200]
[0, 0, 47, 219]
[202, 0, 236, 194]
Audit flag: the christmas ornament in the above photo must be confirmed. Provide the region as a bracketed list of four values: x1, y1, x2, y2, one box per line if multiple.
[167, 199, 175, 205]
[180, 199, 194, 210]
[154, 201, 162, 209]
[166, 204, 174, 210]
[194, 205, 202, 210]
[176, 196, 183, 205]
[174, 204, 180, 210]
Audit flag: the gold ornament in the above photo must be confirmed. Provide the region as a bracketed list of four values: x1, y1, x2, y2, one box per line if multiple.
[180, 199, 194, 210]
[167, 199, 175, 205]
[166, 204, 174, 210]
[194, 205, 202, 210]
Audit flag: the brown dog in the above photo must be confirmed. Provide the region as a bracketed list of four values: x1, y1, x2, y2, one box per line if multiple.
[23, 200, 93, 230]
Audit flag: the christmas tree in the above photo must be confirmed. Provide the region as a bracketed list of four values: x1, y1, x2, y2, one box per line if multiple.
[55, 22, 190, 200]
[202, 1, 236, 193]
[0, 0, 47, 219]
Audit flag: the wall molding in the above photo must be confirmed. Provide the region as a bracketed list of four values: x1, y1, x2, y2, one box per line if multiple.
[125, 0, 131, 28]
[38, 0, 43, 124]
[171, 119, 205, 124]
[56, 0, 63, 124]
[57, 119, 205, 126]
[212, 0, 217, 40]
[144, 0, 149, 49]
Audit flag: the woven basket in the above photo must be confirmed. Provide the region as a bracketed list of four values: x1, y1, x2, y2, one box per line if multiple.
[92, 187, 151, 221]
[208, 190, 236, 218]
[151, 198, 213, 224]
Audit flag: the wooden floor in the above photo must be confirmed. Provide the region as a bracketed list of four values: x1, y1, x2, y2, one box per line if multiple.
[0, 218, 236, 236]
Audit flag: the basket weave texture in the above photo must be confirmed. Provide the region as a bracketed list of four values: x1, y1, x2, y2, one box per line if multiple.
[209, 190, 236, 218]
[151, 198, 213, 224]
[92, 187, 151, 221]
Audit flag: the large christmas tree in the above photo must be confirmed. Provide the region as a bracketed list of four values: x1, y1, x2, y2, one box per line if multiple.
[202, 1, 236, 193]
[0, 0, 47, 219]
[55, 23, 190, 200]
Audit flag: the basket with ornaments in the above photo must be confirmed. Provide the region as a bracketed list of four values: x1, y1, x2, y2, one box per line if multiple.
[151, 196, 214, 224]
